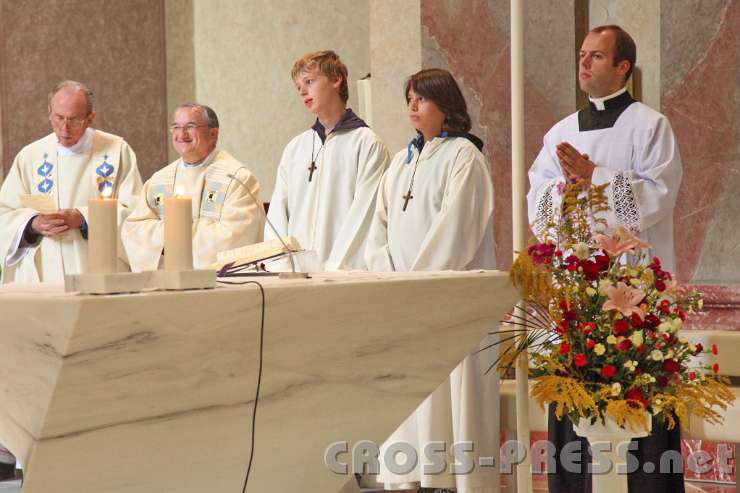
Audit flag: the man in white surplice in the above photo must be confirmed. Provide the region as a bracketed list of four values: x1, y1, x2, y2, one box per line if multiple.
[528, 26, 684, 493]
[265, 50, 390, 271]
[366, 69, 497, 493]
[122, 103, 264, 271]
[527, 26, 682, 272]
[0, 80, 142, 283]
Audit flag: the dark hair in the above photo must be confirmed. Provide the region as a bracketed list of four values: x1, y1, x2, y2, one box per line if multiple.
[292, 50, 349, 103]
[404, 68, 471, 133]
[175, 102, 220, 128]
[590, 25, 636, 81]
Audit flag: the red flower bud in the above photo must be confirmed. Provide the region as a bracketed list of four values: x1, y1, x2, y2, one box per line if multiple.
[586, 339, 596, 349]
[601, 364, 617, 378]
[711, 344, 718, 355]
[688, 371, 697, 381]
[613, 319, 629, 335]
[662, 359, 680, 374]
[713, 363, 720, 374]
[694, 343, 704, 353]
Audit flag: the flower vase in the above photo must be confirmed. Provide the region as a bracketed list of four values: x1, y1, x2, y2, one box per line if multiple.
[572, 415, 652, 493]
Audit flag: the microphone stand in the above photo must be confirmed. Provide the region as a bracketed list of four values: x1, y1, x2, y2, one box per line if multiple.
[227, 173, 309, 279]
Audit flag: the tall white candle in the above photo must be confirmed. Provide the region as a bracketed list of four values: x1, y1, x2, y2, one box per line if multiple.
[88, 188, 118, 274]
[164, 187, 193, 271]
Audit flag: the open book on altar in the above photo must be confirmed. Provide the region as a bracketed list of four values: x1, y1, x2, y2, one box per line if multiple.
[212, 236, 303, 269]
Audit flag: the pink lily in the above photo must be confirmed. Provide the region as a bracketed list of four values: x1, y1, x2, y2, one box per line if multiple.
[595, 227, 651, 257]
[602, 281, 646, 320]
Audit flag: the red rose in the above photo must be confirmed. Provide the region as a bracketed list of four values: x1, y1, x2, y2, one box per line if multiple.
[630, 313, 644, 327]
[659, 300, 671, 314]
[527, 243, 556, 265]
[625, 388, 649, 409]
[713, 363, 720, 374]
[678, 310, 686, 321]
[601, 365, 617, 378]
[636, 345, 647, 353]
[580, 260, 600, 281]
[694, 343, 704, 354]
[688, 371, 697, 381]
[662, 359, 680, 374]
[586, 338, 596, 349]
[645, 314, 661, 327]
[613, 319, 629, 335]
[574, 354, 588, 367]
[655, 280, 666, 292]
[618, 339, 633, 351]
[595, 254, 610, 272]
[559, 342, 570, 355]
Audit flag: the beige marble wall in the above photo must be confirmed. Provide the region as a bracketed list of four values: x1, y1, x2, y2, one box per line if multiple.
[0, 0, 169, 181]
[164, 0, 196, 163]
[174, 0, 371, 198]
[589, 0, 661, 110]
[369, 0, 422, 156]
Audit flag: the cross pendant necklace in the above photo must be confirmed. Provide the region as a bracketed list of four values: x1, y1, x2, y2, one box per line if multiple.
[308, 133, 325, 182]
[402, 153, 421, 212]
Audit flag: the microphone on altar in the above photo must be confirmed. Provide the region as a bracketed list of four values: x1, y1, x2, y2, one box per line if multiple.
[221, 172, 310, 279]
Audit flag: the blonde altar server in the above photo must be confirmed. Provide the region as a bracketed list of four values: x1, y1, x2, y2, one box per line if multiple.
[366, 69, 498, 493]
[0, 80, 142, 283]
[265, 50, 390, 270]
[122, 103, 264, 271]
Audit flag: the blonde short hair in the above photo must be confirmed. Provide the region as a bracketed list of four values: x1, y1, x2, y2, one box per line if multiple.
[291, 50, 349, 103]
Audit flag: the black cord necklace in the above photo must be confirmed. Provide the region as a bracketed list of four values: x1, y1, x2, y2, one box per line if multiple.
[402, 152, 421, 212]
[308, 132, 325, 183]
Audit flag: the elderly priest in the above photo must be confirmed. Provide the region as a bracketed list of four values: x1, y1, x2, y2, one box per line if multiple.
[0, 80, 142, 283]
[122, 103, 264, 271]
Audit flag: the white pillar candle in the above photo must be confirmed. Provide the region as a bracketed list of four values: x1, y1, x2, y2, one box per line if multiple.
[88, 190, 118, 274]
[164, 189, 193, 271]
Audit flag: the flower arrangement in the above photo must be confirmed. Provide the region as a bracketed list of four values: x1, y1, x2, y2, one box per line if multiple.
[503, 178, 734, 432]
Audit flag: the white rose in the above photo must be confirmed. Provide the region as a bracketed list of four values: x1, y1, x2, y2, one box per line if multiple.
[629, 330, 644, 348]
[650, 349, 664, 361]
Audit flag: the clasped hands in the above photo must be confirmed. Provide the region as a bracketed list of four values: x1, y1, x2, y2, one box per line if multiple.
[30, 209, 84, 238]
[556, 142, 596, 183]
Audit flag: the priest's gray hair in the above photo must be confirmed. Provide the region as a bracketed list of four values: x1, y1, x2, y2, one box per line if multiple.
[48, 80, 95, 115]
[175, 103, 220, 129]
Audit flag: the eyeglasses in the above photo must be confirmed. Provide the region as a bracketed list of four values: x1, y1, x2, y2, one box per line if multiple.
[169, 123, 210, 134]
[50, 114, 89, 128]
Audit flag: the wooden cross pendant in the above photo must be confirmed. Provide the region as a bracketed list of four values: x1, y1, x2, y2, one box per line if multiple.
[402, 190, 413, 211]
[308, 161, 318, 182]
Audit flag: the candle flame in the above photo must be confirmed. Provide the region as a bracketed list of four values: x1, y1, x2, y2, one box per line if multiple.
[101, 186, 113, 199]
[175, 185, 186, 197]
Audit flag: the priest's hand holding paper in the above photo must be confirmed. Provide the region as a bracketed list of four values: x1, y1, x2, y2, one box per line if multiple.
[556, 141, 596, 182]
[30, 209, 84, 237]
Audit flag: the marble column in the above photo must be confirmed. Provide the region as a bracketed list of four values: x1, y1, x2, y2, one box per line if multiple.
[0, 0, 169, 181]
[662, 0, 740, 283]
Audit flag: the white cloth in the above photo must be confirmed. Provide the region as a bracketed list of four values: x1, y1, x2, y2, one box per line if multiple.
[265, 126, 389, 271]
[367, 136, 499, 493]
[0, 129, 142, 283]
[122, 149, 264, 271]
[527, 99, 682, 272]
[366, 136, 496, 271]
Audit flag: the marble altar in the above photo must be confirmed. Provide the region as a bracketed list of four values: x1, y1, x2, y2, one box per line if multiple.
[0, 271, 517, 492]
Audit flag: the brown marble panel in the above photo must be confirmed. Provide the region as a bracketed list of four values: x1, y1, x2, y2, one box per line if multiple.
[662, 0, 740, 282]
[420, 0, 576, 269]
[685, 284, 740, 331]
[0, 0, 168, 181]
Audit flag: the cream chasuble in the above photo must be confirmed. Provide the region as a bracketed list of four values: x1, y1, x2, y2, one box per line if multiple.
[368, 134, 500, 493]
[122, 150, 264, 271]
[0, 129, 141, 283]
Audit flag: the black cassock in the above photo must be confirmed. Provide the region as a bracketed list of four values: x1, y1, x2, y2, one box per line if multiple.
[547, 405, 685, 493]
